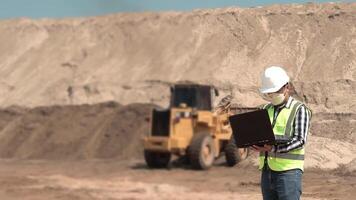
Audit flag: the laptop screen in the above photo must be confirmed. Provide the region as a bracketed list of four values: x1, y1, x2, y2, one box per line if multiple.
[229, 109, 275, 148]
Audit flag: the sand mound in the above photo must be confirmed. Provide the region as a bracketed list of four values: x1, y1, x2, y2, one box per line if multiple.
[0, 102, 155, 160]
[0, 3, 355, 113]
[0, 102, 354, 172]
[305, 136, 356, 170]
[0, 3, 354, 155]
[0, 3, 354, 173]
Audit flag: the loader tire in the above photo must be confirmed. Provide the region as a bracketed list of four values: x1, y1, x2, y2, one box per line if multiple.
[225, 141, 249, 167]
[144, 150, 171, 168]
[188, 133, 215, 170]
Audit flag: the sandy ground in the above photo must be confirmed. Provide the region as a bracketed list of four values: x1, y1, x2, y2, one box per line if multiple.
[0, 158, 354, 200]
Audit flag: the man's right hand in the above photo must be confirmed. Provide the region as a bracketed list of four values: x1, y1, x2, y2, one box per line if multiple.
[251, 144, 272, 152]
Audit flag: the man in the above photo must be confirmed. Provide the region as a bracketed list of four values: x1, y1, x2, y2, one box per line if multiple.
[252, 66, 312, 200]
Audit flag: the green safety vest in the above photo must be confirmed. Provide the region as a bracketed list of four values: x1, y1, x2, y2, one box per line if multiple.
[259, 98, 311, 171]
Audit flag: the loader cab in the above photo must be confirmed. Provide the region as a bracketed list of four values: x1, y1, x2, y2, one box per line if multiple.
[170, 84, 218, 111]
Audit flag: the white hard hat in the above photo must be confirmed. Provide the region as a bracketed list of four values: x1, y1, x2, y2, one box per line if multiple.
[259, 66, 290, 94]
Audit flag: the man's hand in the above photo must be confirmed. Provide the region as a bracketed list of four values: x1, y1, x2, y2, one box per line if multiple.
[251, 144, 273, 152]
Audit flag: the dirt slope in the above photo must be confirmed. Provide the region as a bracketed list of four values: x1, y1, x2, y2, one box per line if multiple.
[0, 3, 354, 171]
[0, 3, 355, 112]
[0, 102, 154, 160]
[0, 102, 354, 174]
[0, 3, 355, 154]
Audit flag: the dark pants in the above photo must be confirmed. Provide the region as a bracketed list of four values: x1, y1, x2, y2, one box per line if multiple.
[261, 167, 303, 200]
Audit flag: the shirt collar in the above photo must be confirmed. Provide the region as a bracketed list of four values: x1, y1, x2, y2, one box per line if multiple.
[285, 96, 294, 109]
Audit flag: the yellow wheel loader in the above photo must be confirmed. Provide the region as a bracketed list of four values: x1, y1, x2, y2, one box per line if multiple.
[143, 84, 248, 170]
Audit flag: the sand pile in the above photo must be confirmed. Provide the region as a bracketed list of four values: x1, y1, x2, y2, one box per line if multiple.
[0, 3, 354, 149]
[0, 3, 354, 171]
[0, 102, 154, 160]
[0, 3, 355, 111]
[0, 102, 354, 172]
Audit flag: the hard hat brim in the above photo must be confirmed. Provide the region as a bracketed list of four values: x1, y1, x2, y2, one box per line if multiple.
[259, 86, 281, 94]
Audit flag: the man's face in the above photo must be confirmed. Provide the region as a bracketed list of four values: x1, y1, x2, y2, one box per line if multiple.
[262, 84, 289, 105]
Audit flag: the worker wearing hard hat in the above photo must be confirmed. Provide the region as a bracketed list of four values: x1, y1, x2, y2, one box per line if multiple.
[252, 66, 312, 200]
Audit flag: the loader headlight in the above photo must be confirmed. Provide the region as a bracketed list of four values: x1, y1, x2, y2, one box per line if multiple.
[173, 111, 192, 123]
[183, 111, 191, 118]
[175, 112, 191, 118]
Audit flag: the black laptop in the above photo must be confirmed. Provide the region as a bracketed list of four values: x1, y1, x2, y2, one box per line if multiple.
[228, 109, 276, 148]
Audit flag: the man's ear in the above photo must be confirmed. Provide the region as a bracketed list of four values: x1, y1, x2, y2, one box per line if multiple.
[285, 83, 291, 94]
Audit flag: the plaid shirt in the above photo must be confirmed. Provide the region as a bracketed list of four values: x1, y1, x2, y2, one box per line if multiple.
[270, 97, 311, 153]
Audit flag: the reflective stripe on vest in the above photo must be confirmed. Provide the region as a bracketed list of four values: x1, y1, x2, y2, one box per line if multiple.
[259, 151, 305, 160]
[259, 99, 310, 171]
[275, 153, 304, 160]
